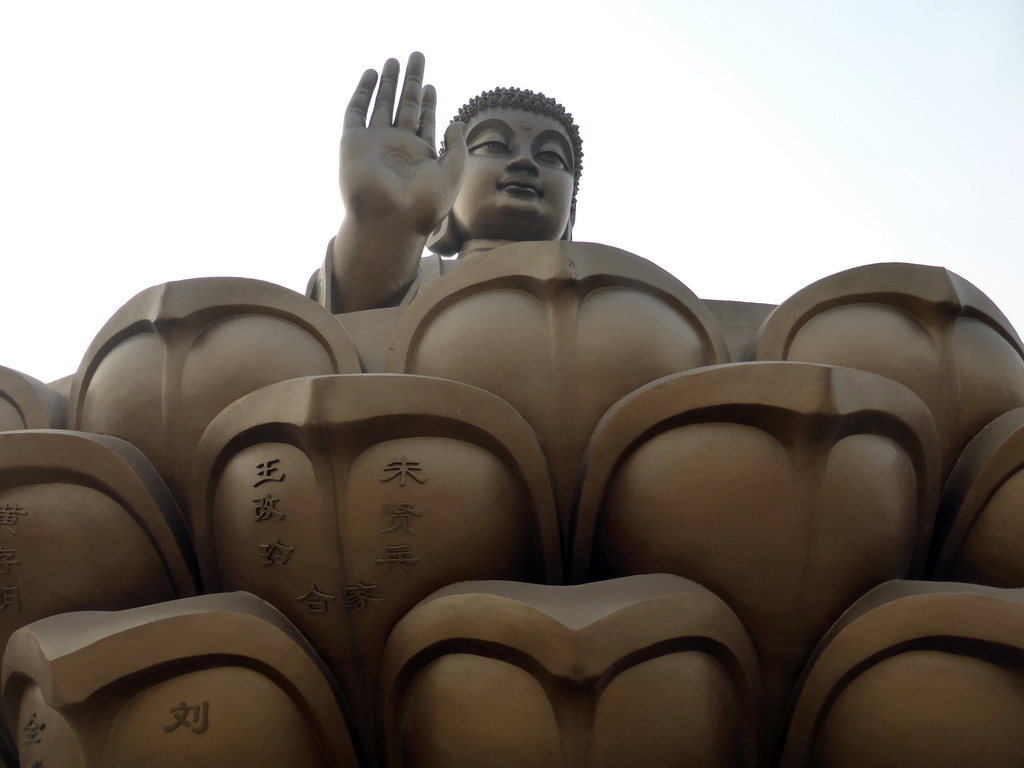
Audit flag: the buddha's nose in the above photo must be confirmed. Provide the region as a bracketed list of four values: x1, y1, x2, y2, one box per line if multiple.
[507, 150, 539, 175]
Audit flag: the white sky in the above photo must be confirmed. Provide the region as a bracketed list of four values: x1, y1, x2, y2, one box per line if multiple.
[2, 1, 1023, 383]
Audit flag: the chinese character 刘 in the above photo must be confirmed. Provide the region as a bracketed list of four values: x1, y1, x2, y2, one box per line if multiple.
[163, 701, 210, 734]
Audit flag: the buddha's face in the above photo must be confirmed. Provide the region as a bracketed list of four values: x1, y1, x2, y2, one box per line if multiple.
[452, 107, 575, 243]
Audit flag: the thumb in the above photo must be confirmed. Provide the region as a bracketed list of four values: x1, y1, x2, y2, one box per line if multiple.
[439, 121, 468, 185]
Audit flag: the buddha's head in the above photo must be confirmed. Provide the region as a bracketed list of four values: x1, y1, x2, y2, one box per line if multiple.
[429, 88, 583, 255]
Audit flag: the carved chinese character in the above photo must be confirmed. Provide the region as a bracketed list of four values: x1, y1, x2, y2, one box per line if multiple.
[23, 713, 45, 744]
[342, 583, 384, 610]
[296, 585, 337, 613]
[0, 585, 22, 613]
[0, 547, 20, 575]
[376, 544, 420, 574]
[382, 502, 424, 534]
[379, 456, 426, 486]
[163, 701, 210, 734]
[253, 458, 286, 487]
[0, 503, 28, 527]
[258, 539, 294, 568]
[252, 493, 286, 522]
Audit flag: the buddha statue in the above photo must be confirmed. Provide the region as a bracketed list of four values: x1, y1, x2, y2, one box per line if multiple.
[306, 52, 582, 313]
[9, 50, 1024, 768]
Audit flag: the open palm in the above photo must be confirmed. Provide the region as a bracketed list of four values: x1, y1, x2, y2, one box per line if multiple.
[340, 53, 466, 237]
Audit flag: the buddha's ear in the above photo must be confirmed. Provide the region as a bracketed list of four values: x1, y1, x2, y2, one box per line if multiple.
[427, 212, 462, 256]
[561, 213, 573, 243]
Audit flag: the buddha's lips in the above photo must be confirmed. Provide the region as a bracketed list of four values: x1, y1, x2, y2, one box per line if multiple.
[499, 178, 542, 196]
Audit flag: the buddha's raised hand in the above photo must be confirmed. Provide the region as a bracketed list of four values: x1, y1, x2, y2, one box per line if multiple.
[340, 53, 467, 238]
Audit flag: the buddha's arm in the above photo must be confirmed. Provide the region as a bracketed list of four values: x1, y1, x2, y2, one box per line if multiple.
[328, 218, 427, 312]
[326, 53, 466, 313]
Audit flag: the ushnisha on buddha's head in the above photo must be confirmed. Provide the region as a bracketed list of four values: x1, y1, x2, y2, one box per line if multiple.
[429, 88, 583, 255]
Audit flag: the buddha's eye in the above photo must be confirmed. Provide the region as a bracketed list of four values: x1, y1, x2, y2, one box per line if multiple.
[536, 150, 568, 170]
[470, 140, 509, 154]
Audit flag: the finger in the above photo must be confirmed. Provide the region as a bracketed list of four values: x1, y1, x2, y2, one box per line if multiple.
[395, 51, 425, 131]
[418, 84, 437, 148]
[439, 121, 468, 186]
[369, 58, 400, 127]
[344, 68, 379, 131]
